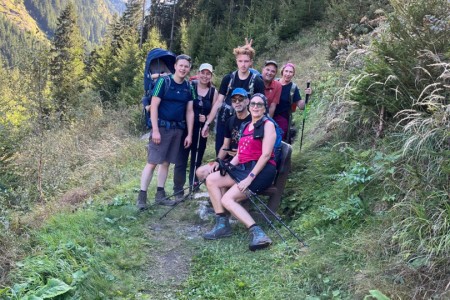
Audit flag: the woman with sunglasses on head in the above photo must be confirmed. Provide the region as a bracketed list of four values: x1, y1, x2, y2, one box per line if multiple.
[274, 62, 312, 142]
[203, 93, 277, 251]
[173, 63, 217, 199]
[136, 54, 195, 210]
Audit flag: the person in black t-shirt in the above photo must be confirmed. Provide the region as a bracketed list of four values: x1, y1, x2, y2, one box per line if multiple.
[201, 44, 264, 155]
[196, 88, 251, 182]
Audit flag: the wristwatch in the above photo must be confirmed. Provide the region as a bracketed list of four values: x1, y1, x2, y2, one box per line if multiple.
[249, 172, 255, 179]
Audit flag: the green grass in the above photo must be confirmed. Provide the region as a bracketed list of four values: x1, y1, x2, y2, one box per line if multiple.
[2, 195, 153, 299]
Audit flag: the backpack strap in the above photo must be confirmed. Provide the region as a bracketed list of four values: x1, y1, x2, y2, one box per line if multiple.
[225, 71, 237, 98]
[289, 82, 297, 104]
[248, 73, 257, 97]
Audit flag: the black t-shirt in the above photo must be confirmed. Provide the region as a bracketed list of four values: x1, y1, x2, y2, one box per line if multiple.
[218, 71, 265, 105]
[193, 85, 214, 126]
[224, 114, 252, 149]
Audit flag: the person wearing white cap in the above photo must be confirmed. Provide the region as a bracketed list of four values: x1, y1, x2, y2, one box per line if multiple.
[173, 63, 218, 200]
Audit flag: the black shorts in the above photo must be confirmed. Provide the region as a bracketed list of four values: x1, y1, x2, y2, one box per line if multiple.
[227, 161, 277, 193]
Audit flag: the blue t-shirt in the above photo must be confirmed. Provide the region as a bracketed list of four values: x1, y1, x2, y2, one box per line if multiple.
[274, 82, 301, 117]
[153, 76, 194, 122]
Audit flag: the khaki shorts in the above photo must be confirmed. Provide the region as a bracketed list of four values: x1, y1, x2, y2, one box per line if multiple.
[147, 128, 183, 164]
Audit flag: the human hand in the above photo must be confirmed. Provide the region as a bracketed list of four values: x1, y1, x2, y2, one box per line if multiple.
[305, 87, 312, 95]
[201, 124, 209, 138]
[237, 176, 252, 192]
[151, 130, 161, 144]
[199, 114, 206, 123]
[184, 135, 192, 148]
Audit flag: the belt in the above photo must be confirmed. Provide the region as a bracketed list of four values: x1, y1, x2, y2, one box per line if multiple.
[158, 119, 186, 129]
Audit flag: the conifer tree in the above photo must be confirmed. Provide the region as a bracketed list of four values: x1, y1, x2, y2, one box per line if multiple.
[50, 2, 85, 120]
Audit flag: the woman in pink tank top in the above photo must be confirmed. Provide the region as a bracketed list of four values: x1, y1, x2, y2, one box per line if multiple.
[202, 93, 277, 251]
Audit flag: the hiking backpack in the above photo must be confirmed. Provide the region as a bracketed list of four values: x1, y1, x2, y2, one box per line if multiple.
[143, 75, 196, 129]
[219, 71, 258, 122]
[141, 48, 176, 129]
[239, 115, 284, 165]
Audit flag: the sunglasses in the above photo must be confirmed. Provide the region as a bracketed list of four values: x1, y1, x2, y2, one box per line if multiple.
[249, 102, 265, 108]
[231, 97, 246, 103]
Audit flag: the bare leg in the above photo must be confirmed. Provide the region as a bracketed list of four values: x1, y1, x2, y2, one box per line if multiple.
[221, 185, 255, 228]
[140, 163, 157, 191]
[205, 171, 235, 214]
[156, 161, 170, 188]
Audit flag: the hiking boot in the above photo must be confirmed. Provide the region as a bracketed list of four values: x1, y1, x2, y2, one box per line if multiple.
[155, 190, 176, 206]
[248, 225, 272, 251]
[136, 191, 148, 211]
[203, 216, 232, 240]
[174, 191, 184, 202]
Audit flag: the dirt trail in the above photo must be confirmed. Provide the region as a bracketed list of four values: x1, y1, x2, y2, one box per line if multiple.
[139, 193, 211, 298]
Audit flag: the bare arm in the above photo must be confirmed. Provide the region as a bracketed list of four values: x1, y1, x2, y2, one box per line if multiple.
[184, 101, 194, 148]
[202, 92, 224, 137]
[150, 96, 161, 144]
[236, 121, 276, 191]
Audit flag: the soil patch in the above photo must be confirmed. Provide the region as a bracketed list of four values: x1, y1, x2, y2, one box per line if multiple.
[140, 193, 212, 298]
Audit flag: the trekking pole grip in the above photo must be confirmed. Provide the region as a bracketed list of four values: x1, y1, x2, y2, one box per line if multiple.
[305, 81, 311, 104]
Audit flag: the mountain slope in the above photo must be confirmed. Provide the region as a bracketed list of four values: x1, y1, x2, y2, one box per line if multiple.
[0, 0, 44, 38]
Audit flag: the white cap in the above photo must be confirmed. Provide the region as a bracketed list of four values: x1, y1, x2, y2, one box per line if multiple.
[199, 63, 213, 73]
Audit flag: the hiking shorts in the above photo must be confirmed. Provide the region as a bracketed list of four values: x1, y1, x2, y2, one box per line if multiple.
[227, 161, 276, 193]
[147, 128, 183, 164]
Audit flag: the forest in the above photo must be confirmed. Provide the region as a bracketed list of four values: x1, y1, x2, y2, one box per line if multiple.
[0, 0, 449, 299]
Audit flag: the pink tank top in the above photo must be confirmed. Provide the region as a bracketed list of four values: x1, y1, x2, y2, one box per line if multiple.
[238, 121, 276, 166]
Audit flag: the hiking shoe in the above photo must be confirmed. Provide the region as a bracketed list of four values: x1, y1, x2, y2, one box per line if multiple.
[174, 192, 184, 202]
[136, 191, 148, 211]
[155, 190, 176, 206]
[203, 216, 232, 240]
[248, 225, 272, 251]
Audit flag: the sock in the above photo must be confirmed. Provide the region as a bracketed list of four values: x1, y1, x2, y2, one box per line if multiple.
[248, 224, 257, 230]
[157, 187, 164, 192]
[140, 190, 147, 193]
[216, 212, 226, 217]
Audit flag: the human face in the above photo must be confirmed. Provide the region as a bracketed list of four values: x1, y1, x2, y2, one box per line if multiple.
[174, 58, 191, 79]
[249, 96, 266, 117]
[281, 66, 295, 83]
[231, 95, 249, 113]
[262, 64, 277, 82]
[235, 54, 252, 74]
[198, 69, 212, 85]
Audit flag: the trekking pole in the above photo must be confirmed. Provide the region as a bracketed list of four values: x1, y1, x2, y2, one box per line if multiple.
[159, 179, 205, 220]
[299, 81, 311, 152]
[245, 188, 308, 247]
[218, 160, 307, 246]
[190, 99, 204, 199]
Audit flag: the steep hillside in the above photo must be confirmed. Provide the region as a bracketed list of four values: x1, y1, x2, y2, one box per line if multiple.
[0, 0, 44, 38]
[24, 0, 123, 44]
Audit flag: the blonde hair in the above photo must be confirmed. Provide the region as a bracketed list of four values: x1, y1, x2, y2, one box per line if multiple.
[233, 45, 255, 60]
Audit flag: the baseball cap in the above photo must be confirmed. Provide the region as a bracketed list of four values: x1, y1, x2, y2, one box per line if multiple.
[231, 88, 248, 98]
[264, 60, 278, 68]
[199, 63, 213, 73]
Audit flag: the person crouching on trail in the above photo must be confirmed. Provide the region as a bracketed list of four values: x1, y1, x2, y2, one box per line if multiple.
[136, 54, 195, 209]
[195, 88, 251, 182]
[203, 93, 277, 251]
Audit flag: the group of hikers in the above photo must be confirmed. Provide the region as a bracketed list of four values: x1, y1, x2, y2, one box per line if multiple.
[137, 40, 312, 251]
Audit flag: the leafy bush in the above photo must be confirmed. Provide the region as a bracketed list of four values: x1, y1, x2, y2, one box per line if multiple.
[350, 0, 449, 116]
